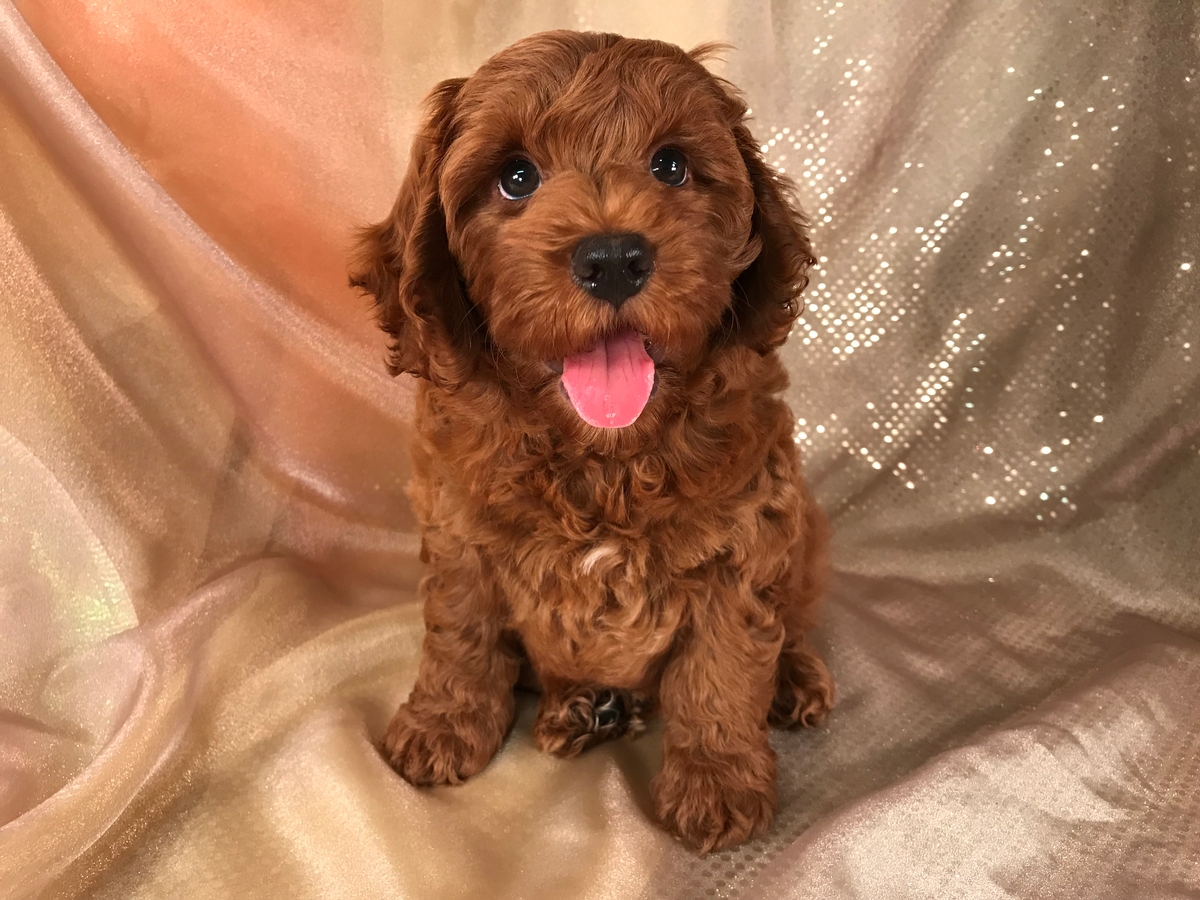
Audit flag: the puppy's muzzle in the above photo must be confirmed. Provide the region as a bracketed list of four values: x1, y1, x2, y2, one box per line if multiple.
[571, 233, 655, 308]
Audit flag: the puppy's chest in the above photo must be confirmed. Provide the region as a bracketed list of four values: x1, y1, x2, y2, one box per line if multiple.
[495, 517, 691, 685]
[488, 469, 726, 651]
[496, 502, 704, 612]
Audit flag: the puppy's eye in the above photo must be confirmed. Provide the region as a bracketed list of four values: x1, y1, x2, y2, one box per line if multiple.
[650, 148, 688, 187]
[499, 158, 541, 200]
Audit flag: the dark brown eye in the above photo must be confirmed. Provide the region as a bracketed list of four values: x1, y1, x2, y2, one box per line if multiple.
[499, 158, 541, 199]
[650, 147, 688, 186]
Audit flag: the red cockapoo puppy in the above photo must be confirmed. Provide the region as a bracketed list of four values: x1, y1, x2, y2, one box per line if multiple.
[351, 30, 833, 853]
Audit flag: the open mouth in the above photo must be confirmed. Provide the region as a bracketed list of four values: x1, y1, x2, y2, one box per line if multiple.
[554, 328, 659, 429]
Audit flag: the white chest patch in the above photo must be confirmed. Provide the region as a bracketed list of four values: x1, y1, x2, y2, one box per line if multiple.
[577, 542, 623, 577]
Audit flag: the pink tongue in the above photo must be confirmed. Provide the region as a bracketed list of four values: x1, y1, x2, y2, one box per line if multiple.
[561, 329, 655, 428]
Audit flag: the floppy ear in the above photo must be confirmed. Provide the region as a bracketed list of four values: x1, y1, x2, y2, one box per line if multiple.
[349, 77, 482, 387]
[726, 122, 816, 354]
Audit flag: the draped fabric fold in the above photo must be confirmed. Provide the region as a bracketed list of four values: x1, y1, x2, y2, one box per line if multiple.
[1, 1, 1197, 897]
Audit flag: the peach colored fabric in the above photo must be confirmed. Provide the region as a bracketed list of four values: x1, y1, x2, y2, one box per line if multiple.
[1, 1, 1197, 897]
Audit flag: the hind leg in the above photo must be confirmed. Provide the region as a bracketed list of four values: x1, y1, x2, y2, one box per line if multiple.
[769, 496, 836, 729]
[533, 679, 651, 758]
[770, 639, 834, 728]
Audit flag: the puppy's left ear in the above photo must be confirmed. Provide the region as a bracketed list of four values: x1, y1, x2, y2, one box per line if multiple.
[349, 77, 482, 388]
[726, 121, 817, 353]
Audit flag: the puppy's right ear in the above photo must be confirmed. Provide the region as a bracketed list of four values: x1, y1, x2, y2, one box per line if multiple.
[350, 77, 481, 387]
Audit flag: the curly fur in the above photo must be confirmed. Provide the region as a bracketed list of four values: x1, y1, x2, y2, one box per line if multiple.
[351, 31, 832, 853]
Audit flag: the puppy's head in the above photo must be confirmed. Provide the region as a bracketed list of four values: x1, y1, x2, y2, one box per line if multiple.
[351, 31, 813, 434]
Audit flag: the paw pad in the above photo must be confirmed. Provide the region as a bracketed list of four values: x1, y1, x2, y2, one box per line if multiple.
[533, 687, 649, 757]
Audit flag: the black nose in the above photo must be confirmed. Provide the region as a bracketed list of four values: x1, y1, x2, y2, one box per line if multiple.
[570, 233, 655, 308]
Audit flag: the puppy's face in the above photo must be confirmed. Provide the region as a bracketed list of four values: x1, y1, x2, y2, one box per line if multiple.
[352, 32, 813, 437]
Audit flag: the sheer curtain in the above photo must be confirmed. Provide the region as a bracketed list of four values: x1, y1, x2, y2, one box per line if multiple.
[1, 1, 1196, 897]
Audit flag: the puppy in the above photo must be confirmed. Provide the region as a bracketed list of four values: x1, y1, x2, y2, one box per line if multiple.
[351, 30, 833, 853]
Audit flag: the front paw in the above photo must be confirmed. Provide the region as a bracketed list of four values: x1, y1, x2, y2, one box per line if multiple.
[382, 703, 503, 786]
[652, 744, 777, 853]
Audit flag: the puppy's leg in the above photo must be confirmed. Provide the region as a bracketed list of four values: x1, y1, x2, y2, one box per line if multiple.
[532, 680, 651, 758]
[383, 549, 519, 786]
[770, 499, 834, 728]
[652, 567, 783, 853]
[770, 633, 834, 729]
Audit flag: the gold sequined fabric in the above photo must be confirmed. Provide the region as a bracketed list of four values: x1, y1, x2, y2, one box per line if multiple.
[1, 1, 1197, 897]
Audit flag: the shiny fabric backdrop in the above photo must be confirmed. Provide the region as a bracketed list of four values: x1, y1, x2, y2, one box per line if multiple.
[0, 0, 1197, 897]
